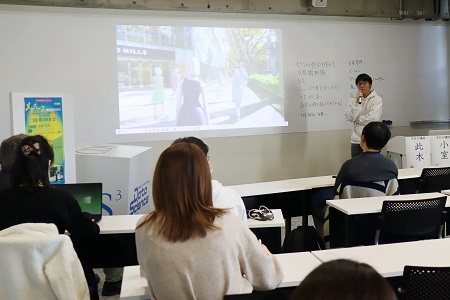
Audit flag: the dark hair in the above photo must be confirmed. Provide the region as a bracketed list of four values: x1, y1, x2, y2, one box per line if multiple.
[10, 135, 54, 188]
[290, 259, 397, 300]
[136, 143, 225, 242]
[362, 122, 391, 150]
[172, 136, 209, 156]
[0, 134, 27, 172]
[355, 73, 373, 85]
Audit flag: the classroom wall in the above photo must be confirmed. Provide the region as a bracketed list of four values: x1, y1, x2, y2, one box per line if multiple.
[0, 4, 449, 186]
[126, 125, 435, 185]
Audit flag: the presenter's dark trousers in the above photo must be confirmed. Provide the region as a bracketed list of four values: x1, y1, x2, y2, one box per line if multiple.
[351, 143, 363, 158]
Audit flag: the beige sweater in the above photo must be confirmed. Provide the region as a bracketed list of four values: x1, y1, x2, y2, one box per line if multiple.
[135, 212, 283, 300]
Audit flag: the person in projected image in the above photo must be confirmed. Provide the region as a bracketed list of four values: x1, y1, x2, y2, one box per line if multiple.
[232, 67, 245, 121]
[176, 57, 210, 126]
[170, 68, 181, 95]
[151, 67, 166, 119]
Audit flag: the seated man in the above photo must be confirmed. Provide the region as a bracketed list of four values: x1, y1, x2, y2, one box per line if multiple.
[172, 136, 247, 223]
[321, 121, 399, 246]
[333, 121, 399, 198]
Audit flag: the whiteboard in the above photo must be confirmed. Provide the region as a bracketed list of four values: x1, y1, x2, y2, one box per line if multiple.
[284, 19, 450, 132]
[0, 5, 448, 143]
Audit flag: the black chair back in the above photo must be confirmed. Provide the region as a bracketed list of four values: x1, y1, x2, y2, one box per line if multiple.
[418, 167, 450, 193]
[375, 196, 447, 244]
[400, 265, 450, 300]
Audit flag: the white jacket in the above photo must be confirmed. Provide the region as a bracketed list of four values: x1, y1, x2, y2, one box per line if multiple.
[212, 180, 247, 223]
[345, 90, 382, 144]
[0, 223, 89, 300]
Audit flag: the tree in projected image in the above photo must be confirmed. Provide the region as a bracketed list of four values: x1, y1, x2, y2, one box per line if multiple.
[227, 28, 279, 77]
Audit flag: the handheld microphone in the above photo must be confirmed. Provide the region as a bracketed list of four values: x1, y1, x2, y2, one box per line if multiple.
[358, 90, 362, 104]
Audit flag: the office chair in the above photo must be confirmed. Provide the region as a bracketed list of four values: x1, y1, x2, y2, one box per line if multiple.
[399, 265, 450, 300]
[374, 196, 447, 245]
[417, 167, 450, 193]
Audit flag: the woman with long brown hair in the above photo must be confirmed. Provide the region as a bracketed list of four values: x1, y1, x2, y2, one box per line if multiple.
[135, 142, 283, 299]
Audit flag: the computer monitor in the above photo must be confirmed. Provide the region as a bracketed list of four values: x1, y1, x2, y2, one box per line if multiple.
[53, 183, 103, 222]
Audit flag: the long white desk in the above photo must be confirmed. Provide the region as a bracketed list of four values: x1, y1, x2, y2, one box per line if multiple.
[326, 192, 449, 247]
[326, 192, 449, 216]
[275, 252, 321, 288]
[119, 252, 322, 300]
[98, 209, 285, 234]
[229, 176, 333, 197]
[229, 168, 424, 229]
[229, 168, 423, 197]
[98, 209, 285, 254]
[120, 237, 450, 299]
[311, 238, 450, 278]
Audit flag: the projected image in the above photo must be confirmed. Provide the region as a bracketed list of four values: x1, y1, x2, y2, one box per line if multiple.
[116, 25, 285, 134]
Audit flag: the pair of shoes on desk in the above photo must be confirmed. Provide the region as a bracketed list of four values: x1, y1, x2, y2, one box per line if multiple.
[101, 280, 122, 296]
[248, 205, 274, 221]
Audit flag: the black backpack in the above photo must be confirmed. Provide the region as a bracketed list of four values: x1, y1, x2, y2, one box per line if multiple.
[281, 226, 325, 253]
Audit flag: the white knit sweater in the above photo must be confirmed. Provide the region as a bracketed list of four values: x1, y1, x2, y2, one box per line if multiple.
[135, 212, 283, 300]
[0, 223, 89, 300]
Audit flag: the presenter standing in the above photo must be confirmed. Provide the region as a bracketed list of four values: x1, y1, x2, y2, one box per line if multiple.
[345, 73, 382, 158]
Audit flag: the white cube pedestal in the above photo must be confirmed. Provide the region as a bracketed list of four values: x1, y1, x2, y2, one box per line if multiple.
[76, 143, 153, 215]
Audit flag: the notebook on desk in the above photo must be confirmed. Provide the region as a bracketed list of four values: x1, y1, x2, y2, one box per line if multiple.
[53, 183, 103, 222]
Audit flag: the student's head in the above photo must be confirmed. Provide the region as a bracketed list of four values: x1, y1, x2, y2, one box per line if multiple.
[355, 73, 372, 86]
[172, 136, 209, 156]
[138, 142, 224, 242]
[361, 121, 391, 151]
[290, 259, 397, 300]
[172, 137, 213, 173]
[10, 135, 54, 188]
[355, 73, 372, 93]
[0, 134, 27, 172]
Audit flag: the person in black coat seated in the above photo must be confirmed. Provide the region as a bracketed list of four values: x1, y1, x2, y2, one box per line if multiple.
[0, 134, 27, 192]
[0, 135, 100, 300]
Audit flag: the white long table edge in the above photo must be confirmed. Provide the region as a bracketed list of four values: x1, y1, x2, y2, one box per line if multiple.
[229, 167, 423, 197]
[119, 252, 322, 300]
[99, 209, 284, 234]
[120, 237, 450, 299]
[326, 192, 450, 215]
[311, 238, 450, 278]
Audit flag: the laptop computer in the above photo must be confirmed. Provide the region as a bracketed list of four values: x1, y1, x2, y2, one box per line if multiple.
[53, 183, 103, 222]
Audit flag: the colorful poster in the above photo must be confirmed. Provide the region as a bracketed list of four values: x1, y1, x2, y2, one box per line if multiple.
[24, 97, 65, 184]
